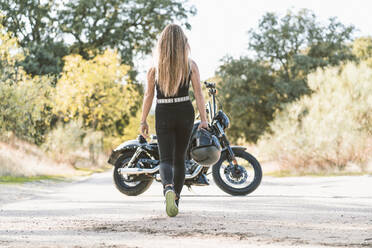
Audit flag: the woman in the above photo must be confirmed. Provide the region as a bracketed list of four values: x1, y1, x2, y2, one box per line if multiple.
[140, 24, 208, 217]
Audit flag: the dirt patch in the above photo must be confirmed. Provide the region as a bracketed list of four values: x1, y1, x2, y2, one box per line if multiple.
[82, 215, 256, 240]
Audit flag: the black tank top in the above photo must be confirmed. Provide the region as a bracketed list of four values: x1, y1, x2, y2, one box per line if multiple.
[155, 65, 192, 99]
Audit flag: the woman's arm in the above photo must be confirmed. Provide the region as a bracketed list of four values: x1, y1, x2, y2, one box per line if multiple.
[140, 67, 155, 138]
[190, 60, 209, 129]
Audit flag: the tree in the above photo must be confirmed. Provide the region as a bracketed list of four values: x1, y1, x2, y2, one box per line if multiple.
[216, 57, 278, 142]
[19, 40, 70, 81]
[0, 75, 55, 145]
[0, 23, 24, 82]
[217, 9, 356, 143]
[53, 49, 142, 148]
[0, 0, 69, 77]
[0, 23, 55, 144]
[248, 9, 355, 86]
[0, 0, 196, 80]
[57, 0, 196, 80]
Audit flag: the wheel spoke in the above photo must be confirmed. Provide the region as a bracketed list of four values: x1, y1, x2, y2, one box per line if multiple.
[119, 172, 141, 187]
[115, 155, 149, 188]
[219, 155, 255, 189]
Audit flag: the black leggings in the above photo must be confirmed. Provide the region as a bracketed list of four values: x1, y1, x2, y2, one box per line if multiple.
[155, 100, 195, 198]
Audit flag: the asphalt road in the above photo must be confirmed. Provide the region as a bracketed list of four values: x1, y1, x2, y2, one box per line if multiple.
[0, 170, 371, 248]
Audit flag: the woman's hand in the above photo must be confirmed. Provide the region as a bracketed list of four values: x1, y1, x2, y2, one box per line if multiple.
[198, 120, 209, 130]
[140, 121, 149, 138]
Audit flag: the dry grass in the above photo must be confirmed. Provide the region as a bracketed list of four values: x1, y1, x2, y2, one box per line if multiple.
[41, 121, 110, 170]
[0, 135, 77, 177]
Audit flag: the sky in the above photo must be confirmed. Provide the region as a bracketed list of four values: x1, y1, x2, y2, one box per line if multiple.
[137, 0, 372, 84]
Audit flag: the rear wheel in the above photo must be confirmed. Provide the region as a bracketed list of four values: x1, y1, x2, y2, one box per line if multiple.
[113, 151, 153, 196]
[212, 149, 262, 196]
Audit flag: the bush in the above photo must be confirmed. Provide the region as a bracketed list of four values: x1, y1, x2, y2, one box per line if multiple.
[0, 75, 55, 145]
[258, 61, 372, 172]
[42, 120, 106, 168]
[53, 49, 142, 151]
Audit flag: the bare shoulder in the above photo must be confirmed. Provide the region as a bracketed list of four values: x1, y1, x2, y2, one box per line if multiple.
[147, 66, 156, 80]
[189, 59, 201, 91]
[189, 59, 199, 73]
[189, 59, 200, 83]
[147, 67, 156, 88]
[146, 67, 156, 93]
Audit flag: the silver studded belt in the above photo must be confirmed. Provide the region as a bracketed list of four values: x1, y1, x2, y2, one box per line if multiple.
[156, 95, 190, 104]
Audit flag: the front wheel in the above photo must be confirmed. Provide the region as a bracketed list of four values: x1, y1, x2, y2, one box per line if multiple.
[212, 149, 262, 196]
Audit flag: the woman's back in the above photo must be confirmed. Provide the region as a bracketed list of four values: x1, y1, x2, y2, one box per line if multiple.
[155, 63, 192, 100]
[155, 78, 190, 99]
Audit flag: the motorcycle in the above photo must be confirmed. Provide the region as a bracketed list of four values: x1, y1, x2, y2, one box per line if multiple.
[107, 81, 262, 196]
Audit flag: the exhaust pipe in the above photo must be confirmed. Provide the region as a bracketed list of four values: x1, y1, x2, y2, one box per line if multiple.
[119, 164, 203, 180]
[118, 166, 159, 175]
[154, 165, 203, 181]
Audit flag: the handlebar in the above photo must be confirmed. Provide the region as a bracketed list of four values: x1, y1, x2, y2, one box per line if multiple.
[204, 81, 215, 89]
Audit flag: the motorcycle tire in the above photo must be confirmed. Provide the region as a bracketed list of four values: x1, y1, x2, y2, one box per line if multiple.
[113, 151, 153, 196]
[212, 148, 262, 196]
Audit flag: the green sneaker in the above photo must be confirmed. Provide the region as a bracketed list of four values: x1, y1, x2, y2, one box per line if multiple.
[165, 190, 178, 217]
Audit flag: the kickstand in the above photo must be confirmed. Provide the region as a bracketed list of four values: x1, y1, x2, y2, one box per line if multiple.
[186, 184, 192, 191]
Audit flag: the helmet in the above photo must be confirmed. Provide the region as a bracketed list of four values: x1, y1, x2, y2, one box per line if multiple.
[190, 128, 221, 166]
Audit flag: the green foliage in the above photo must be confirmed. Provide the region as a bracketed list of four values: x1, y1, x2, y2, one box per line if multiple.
[0, 75, 55, 145]
[0, 0, 196, 79]
[216, 57, 277, 142]
[0, 0, 55, 44]
[0, 23, 24, 82]
[0, 24, 55, 144]
[58, 0, 196, 78]
[19, 40, 70, 79]
[0, 0, 67, 76]
[248, 9, 355, 83]
[258, 61, 372, 171]
[0, 21, 147, 172]
[0, 175, 65, 184]
[217, 9, 356, 143]
[0, 24, 145, 151]
[53, 49, 141, 149]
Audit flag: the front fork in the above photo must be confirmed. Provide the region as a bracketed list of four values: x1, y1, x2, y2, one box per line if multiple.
[215, 123, 239, 168]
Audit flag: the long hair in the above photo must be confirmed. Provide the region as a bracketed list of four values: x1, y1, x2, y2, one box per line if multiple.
[153, 24, 191, 97]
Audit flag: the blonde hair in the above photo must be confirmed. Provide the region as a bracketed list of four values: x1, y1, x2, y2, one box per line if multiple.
[153, 24, 191, 97]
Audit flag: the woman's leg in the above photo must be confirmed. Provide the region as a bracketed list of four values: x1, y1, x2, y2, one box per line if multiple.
[155, 105, 182, 217]
[156, 125, 176, 189]
[155, 105, 177, 190]
[173, 110, 194, 197]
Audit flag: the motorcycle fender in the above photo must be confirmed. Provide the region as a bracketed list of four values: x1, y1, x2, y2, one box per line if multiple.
[221, 145, 247, 152]
[212, 146, 247, 167]
[107, 139, 140, 166]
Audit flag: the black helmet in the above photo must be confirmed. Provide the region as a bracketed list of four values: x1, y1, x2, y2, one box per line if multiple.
[190, 128, 221, 166]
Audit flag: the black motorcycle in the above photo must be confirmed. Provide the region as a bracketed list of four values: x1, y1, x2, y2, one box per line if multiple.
[107, 81, 262, 196]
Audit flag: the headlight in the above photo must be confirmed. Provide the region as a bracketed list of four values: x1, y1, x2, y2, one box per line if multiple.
[221, 112, 230, 129]
[215, 110, 230, 129]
